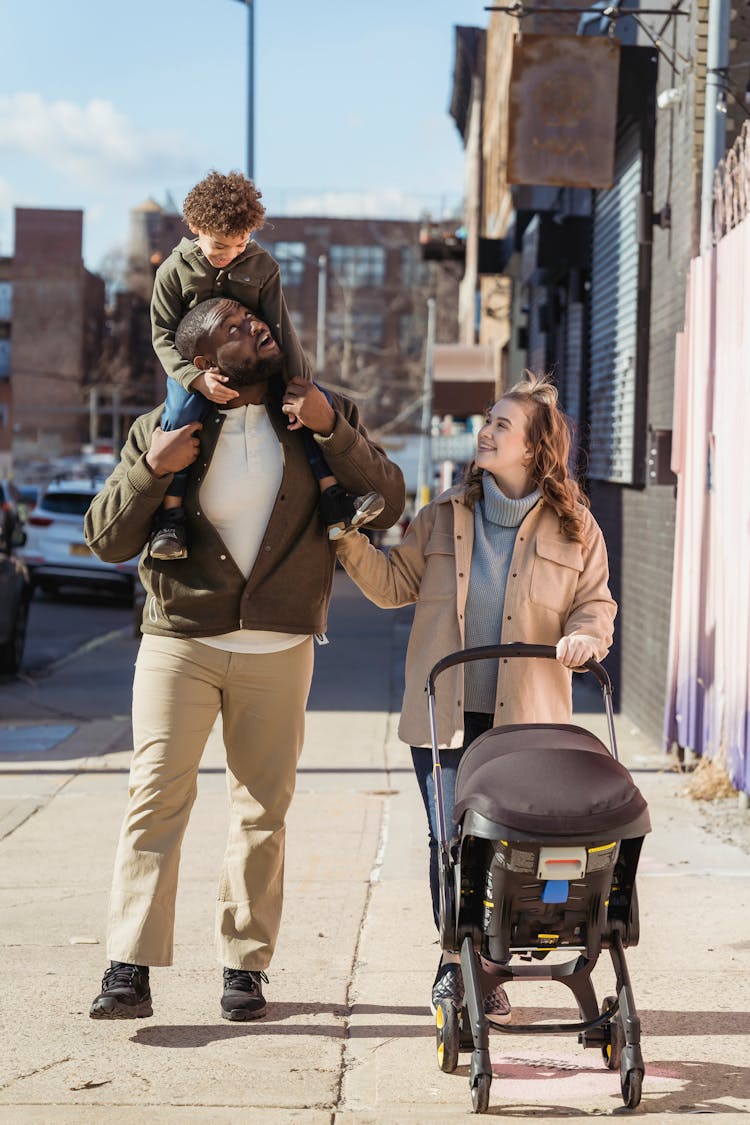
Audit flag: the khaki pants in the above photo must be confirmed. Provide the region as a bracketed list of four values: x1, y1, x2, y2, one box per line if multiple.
[107, 634, 314, 969]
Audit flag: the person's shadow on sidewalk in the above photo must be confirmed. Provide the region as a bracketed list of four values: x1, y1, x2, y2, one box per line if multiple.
[130, 1001, 434, 1047]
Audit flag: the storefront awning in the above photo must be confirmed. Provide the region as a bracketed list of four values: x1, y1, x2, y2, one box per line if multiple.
[433, 345, 497, 416]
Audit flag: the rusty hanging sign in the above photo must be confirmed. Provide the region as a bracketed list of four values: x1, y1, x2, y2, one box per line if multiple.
[507, 35, 621, 189]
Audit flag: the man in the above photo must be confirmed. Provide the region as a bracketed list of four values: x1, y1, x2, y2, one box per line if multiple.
[85, 297, 404, 1021]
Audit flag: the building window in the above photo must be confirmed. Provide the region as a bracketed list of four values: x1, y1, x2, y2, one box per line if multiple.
[328, 311, 384, 348]
[0, 326, 9, 379]
[400, 247, 431, 288]
[0, 282, 11, 321]
[0, 404, 7, 428]
[329, 245, 386, 287]
[265, 241, 306, 285]
[399, 313, 424, 356]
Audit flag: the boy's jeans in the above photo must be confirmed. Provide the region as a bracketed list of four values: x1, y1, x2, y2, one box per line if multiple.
[162, 380, 210, 498]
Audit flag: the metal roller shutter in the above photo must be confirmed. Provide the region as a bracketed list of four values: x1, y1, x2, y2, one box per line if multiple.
[589, 124, 642, 484]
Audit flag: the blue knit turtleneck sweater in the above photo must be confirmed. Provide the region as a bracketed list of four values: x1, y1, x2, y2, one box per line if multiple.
[463, 473, 541, 713]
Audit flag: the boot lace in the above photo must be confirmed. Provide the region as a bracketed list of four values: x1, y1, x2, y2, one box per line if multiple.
[223, 968, 269, 993]
[102, 962, 145, 990]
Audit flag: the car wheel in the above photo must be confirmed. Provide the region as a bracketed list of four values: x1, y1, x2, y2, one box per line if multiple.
[0, 595, 30, 675]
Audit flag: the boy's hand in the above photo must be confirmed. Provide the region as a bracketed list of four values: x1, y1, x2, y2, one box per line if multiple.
[192, 368, 239, 404]
[282, 379, 336, 435]
[146, 423, 202, 477]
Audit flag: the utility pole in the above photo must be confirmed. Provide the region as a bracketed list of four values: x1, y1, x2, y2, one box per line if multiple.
[89, 388, 99, 448]
[231, 0, 255, 179]
[111, 389, 121, 454]
[700, 0, 731, 251]
[415, 297, 436, 511]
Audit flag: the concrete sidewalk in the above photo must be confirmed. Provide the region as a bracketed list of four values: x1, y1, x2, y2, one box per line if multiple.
[1, 579, 749, 1122]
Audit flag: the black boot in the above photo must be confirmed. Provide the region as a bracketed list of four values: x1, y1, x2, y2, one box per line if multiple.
[220, 968, 268, 1021]
[149, 507, 188, 560]
[89, 961, 152, 1020]
[319, 485, 385, 541]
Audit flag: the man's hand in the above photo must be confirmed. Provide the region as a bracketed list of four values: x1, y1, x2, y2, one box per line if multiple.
[146, 423, 202, 478]
[191, 368, 239, 404]
[556, 634, 598, 669]
[282, 378, 336, 435]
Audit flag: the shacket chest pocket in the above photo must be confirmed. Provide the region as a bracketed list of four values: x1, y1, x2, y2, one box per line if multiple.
[418, 531, 456, 602]
[529, 536, 584, 614]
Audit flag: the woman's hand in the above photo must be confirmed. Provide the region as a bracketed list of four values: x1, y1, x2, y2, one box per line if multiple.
[556, 634, 598, 669]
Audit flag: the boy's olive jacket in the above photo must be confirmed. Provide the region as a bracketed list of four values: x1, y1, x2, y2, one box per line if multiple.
[84, 383, 405, 638]
[152, 237, 312, 393]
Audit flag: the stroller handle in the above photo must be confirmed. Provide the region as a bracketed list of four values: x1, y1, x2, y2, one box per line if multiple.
[427, 642, 613, 697]
[426, 643, 618, 775]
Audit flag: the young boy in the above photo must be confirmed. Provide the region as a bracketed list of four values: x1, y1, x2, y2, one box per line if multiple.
[149, 169, 384, 560]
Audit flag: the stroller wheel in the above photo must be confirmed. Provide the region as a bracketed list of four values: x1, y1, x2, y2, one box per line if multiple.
[621, 1067, 643, 1108]
[435, 1001, 460, 1073]
[471, 1071, 491, 1113]
[600, 995, 624, 1070]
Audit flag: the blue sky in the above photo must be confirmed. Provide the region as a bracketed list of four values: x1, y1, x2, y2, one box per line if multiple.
[0, 0, 487, 272]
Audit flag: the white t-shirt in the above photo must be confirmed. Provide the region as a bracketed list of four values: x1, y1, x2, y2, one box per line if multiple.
[196, 403, 308, 654]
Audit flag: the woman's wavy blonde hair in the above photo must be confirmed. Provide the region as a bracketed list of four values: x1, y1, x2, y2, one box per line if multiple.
[463, 372, 589, 544]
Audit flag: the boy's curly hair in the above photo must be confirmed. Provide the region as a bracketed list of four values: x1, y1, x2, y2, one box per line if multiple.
[182, 170, 266, 236]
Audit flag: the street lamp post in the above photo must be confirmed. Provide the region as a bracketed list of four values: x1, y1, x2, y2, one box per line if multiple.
[231, 0, 255, 180]
[316, 253, 327, 375]
[415, 297, 436, 511]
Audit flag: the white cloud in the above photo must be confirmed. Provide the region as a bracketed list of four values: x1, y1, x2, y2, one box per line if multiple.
[0, 92, 198, 184]
[0, 177, 13, 255]
[282, 189, 431, 220]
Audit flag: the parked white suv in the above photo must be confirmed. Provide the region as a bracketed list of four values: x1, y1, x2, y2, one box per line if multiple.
[20, 477, 140, 598]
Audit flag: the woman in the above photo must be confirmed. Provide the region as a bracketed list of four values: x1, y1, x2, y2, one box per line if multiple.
[335, 374, 616, 1022]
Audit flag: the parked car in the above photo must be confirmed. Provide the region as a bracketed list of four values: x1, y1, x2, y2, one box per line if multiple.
[0, 503, 32, 675]
[20, 477, 140, 599]
[0, 479, 23, 551]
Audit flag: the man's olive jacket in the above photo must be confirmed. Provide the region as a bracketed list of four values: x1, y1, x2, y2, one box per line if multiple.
[152, 236, 312, 392]
[84, 383, 405, 638]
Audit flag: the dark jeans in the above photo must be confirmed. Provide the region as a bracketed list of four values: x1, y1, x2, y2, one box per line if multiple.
[161, 377, 334, 499]
[411, 710, 494, 930]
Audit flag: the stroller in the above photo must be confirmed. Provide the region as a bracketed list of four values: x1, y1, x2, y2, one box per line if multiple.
[427, 643, 651, 1114]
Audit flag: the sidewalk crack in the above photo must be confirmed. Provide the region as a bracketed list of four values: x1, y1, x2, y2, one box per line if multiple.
[0, 1055, 72, 1091]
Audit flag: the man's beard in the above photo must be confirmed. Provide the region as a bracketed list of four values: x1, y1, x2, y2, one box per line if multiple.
[221, 353, 284, 388]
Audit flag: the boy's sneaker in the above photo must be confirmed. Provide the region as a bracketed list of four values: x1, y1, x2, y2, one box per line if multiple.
[430, 961, 464, 1014]
[89, 961, 152, 1019]
[484, 982, 512, 1025]
[149, 507, 188, 560]
[221, 968, 268, 1021]
[320, 484, 385, 541]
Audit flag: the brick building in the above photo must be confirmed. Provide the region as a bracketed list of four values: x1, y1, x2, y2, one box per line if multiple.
[8, 208, 105, 463]
[256, 216, 459, 434]
[0, 257, 11, 471]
